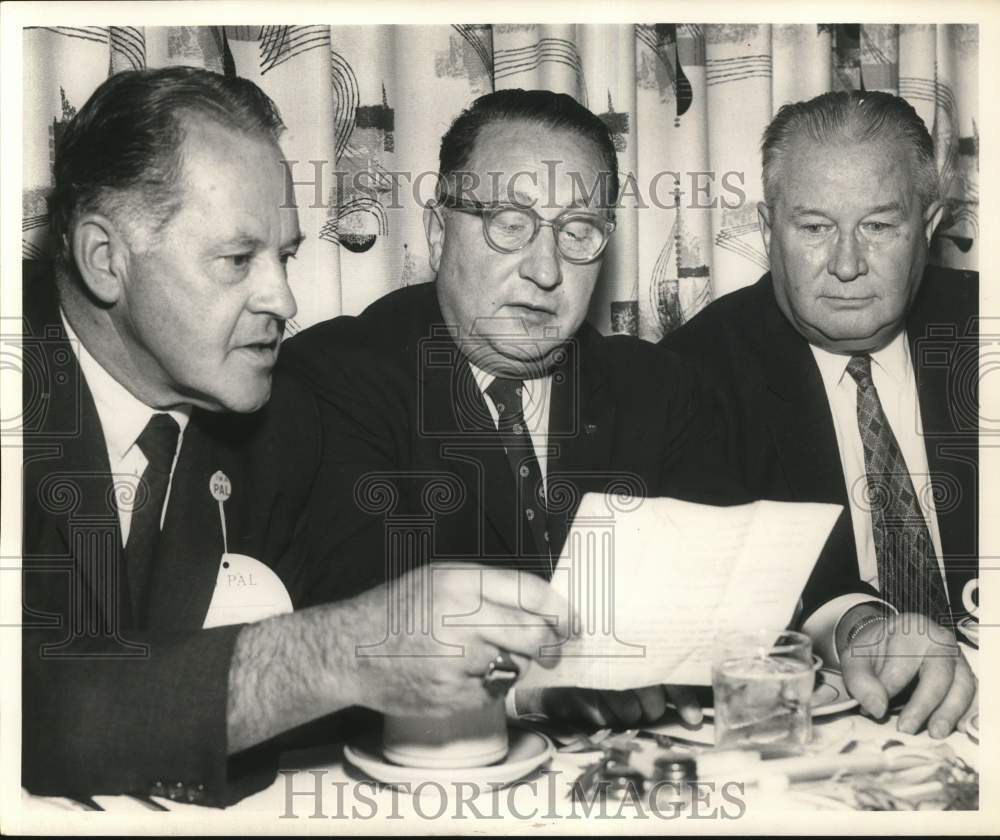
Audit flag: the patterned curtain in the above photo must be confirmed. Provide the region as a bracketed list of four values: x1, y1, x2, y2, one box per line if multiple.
[22, 24, 979, 340]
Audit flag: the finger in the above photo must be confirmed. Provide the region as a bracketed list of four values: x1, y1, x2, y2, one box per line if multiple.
[841, 647, 891, 719]
[461, 642, 533, 680]
[897, 647, 957, 735]
[475, 615, 564, 664]
[600, 690, 643, 727]
[665, 684, 703, 726]
[958, 674, 979, 733]
[485, 569, 572, 635]
[634, 685, 668, 723]
[542, 689, 609, 728]
[926, 654, 977, 738]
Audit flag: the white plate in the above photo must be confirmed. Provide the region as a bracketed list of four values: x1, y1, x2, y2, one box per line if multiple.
[965, 713, 979, 743]
[957, 618, 979, 646]
[701, 668, 858, 719]
[343, 726, 553, 789]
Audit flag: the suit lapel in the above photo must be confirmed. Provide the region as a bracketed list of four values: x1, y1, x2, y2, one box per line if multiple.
[753, 278, 853, 510]
[545, 332, 616, 558]
[444, 357, 527, 558]
[407, 291, 526, 559]
[23, 297, 132, 629]
[906, 274, 978, 611]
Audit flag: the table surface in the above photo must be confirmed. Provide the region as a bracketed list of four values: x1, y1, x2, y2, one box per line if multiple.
[21, 647, 980, 820]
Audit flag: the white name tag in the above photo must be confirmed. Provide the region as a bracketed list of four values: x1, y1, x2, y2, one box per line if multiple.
[202, 552, 293, 629]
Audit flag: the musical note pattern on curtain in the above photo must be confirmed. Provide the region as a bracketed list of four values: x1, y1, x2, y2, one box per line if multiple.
[22, 23, 978, 339]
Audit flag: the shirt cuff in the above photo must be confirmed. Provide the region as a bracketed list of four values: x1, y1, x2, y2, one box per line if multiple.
[801, 593, 894, 668]
[505, 689, 521, 719]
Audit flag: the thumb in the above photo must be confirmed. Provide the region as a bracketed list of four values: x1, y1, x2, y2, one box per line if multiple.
[841, 650, 890, 718]
[666, 684, 704, 726]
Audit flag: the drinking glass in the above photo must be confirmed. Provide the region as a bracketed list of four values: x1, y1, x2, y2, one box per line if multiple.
[711, 629, 815, 751]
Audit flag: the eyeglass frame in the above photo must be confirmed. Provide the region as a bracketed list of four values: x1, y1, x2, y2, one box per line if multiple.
[431, 193, 617, 264]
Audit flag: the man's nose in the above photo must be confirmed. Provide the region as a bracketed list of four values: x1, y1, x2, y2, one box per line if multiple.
[248, 256, 298, 320]
[827, 229, 869, 282]
[518, 224, 563, 290]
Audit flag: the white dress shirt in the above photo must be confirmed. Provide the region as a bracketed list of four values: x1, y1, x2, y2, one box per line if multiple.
[802, 332, 947, 663]
[468, 362, 553, 717]
[62, 312, 190, 545]
[468, 363, 553, 492]
[809, 333, 946, 591]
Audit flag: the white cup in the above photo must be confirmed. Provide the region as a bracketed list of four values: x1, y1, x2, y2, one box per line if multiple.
[382, 700, 509, 768]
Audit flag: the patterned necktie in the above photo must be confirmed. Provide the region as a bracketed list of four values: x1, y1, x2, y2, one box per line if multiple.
[125, 413, 180, 624]
[845, 355, 950, 620]
[485, 377, 551, 572]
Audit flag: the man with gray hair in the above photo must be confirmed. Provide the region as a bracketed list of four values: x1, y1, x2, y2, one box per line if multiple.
[664, 90, 978, 737]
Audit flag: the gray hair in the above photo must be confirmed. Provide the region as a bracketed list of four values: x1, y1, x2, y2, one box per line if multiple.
[761, 90, 939, 209]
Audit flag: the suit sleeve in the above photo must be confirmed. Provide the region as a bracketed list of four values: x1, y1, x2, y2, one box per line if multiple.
[21, 624, 276, 806]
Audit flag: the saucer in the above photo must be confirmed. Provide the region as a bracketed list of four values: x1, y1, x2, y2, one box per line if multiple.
[344, 726, 553, 789]
[700, 668, 858, 719]
[957, 618, 979, 647]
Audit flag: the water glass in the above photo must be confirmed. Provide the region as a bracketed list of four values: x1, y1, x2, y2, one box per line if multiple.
[711, 629, 815, 751]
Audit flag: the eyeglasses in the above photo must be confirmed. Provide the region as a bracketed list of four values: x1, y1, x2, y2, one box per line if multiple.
[435, 194, 616, 264]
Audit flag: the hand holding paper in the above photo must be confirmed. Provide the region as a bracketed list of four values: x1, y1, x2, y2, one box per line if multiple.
[518, 494, 841, 691]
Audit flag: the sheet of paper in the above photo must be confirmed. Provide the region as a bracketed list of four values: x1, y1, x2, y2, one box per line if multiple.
[518, 494, 841, 690]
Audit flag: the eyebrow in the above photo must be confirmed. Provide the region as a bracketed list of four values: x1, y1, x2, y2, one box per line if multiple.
[217, 232, 306, 250]
[863, 202, 905, 216]
[788, 202, 904, 217]
[494, 190, 604, 213]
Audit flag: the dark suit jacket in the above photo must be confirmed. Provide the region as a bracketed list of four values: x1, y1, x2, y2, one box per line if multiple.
[20, 262, 335, 805]
[280, 281, 747, 600]
[663, 267, 979, 624]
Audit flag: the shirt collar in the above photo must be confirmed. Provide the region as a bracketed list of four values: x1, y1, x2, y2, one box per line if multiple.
[467, 362, 547, 408]
[810, 330, 910, 391]
[61, 310, 191, 464]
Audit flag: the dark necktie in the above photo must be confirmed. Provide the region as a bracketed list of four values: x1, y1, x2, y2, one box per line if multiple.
[485, 377, 551, 571]
[845, 355, 950, 620]
[125, 413, 180, 624]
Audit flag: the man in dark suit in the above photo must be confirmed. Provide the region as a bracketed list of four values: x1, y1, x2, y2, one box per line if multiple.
[664, 90, 977, 738]
[21, 68, 565, 806]
[281, 89, 746, 728]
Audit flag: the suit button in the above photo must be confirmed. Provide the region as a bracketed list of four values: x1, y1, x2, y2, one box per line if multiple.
[513, 423, 524, 435]
[525, 508, 535, 521]
[519, 465, 530, 478]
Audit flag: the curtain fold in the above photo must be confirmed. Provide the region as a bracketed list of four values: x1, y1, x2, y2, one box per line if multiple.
[22, 23, 979, 339]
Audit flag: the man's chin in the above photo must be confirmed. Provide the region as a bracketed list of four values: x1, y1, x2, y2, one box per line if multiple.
[802, 317, 900, 355]
[477, 343, 566, 379]
[191, 382, 272, 414]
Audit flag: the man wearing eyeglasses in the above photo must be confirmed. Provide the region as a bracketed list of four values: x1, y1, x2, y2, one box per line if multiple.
[280, 89, 742, 727]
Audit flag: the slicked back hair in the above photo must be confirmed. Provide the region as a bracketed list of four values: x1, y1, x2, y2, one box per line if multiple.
[437, 88, 619, 213]
[761, 90, 938, 210]
[49, 66, 284, 268]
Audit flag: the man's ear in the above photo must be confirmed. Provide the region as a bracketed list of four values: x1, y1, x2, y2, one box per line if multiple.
[757, 201, 774, 256]
[70, 213, 131, 305]
[922, 199, 945, 246]
[423, 205, 445, 273]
